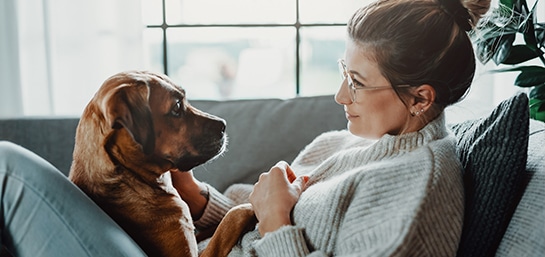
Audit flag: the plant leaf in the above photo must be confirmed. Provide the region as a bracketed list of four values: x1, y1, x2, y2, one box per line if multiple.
[529, 84, 545, 122]
[502, 45, 539, 64]
[529, 97, 545, 121]
[475, 36, 503, 64]
[522, 15, 538, 51]
[490, 65, 545, 73]
[536, 23, 545, 46]
[530, 84, 545, 99]
[493, 34, 516, 64]
[499, 0, 515, 9]
[529, 83, 545, 122]
[514, 67, 545, 87]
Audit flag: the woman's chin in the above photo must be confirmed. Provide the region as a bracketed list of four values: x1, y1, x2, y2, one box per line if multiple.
[347, 124, 382, 139]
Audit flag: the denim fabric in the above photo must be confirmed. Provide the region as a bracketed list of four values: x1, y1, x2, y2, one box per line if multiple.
[0, 141, 145, 257]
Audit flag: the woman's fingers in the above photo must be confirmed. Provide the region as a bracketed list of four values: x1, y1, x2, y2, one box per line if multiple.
[292, 175, 309, 194]
[271, 161, 296, 182]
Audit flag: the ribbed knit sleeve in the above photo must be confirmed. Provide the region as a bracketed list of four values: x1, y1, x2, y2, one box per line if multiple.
[193, 183, 236, 230]
[253, 226, 313, 257]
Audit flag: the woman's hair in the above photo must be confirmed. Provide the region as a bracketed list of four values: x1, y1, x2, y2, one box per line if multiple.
[347, 0, 491, 110]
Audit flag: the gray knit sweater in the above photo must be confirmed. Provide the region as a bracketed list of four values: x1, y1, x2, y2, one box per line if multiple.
[195, 113, 464, 256]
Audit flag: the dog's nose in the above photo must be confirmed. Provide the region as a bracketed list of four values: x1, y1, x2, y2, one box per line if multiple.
[219, 119, 226, 132]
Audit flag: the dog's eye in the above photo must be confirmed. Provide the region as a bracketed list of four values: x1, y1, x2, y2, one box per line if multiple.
[171, 100, 182, 117]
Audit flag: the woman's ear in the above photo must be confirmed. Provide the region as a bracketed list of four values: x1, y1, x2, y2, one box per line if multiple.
[410, 84, 436, 116]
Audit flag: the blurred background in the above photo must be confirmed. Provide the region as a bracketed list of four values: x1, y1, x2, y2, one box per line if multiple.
[2, 0, 538, 122]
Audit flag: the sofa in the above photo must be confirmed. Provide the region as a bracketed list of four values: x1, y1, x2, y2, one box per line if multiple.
[1, 93, 543, 257]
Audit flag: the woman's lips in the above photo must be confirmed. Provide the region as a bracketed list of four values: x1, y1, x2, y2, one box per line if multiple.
[345, 112, 359, 120]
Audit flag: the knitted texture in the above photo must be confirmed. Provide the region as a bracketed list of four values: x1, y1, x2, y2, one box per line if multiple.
[495, 119, 545, 257]
[198, 114, 465, 256]
[451, 92, 529, 257]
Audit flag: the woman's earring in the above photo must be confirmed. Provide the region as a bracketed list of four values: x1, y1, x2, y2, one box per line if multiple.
[412, 109, 424, 116]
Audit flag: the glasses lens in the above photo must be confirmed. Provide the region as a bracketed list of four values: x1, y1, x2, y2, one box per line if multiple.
[338, 60, 356, 102]
[338, 61, 346, 80]
[351, 85, 356, 102]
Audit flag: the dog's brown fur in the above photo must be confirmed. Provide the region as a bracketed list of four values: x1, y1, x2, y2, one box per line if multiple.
[69, 71, 229, 257]
[201, 203, 257, 257]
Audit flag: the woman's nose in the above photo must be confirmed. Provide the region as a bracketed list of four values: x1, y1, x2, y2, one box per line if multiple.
[335, 78, 352, 105]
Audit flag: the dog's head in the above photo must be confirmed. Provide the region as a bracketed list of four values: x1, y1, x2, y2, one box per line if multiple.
[82, 71, 226, 175]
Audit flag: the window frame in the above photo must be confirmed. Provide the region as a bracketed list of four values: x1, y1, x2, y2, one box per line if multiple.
[145, 0, 346, 96]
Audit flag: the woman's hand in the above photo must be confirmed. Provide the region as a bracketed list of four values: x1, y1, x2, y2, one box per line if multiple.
[249, 161, 309, 237]
[170, 169, 209, 220]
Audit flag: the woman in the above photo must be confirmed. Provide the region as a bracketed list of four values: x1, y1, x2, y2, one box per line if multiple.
[0, 0, 490, 256]
[175, 0, 490, 256]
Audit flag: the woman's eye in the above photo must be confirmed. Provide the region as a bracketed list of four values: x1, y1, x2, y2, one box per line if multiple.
[353, 79, 366, 88]
[171, 100, 182, 117]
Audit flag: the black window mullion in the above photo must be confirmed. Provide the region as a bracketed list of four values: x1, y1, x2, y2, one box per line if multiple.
[161, 0, 168, 75]
[295, 0, 301, 96]
[148, 0, 348, 98]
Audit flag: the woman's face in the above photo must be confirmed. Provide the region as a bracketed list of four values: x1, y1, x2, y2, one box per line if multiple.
[335, 40, 410, 139]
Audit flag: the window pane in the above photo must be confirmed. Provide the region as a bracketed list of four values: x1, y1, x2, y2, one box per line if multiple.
[165, 27, 296, 100]
[165, 0, 295, 24]
[141, 0, 163, 25]
[46, 0, 145, 116]
[143, 28, 165, 74]
[300, 26, 346, 97]
[299, 0, 373, 24]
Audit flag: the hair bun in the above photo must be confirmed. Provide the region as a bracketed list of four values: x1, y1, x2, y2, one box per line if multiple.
[438, 0, 472, 31]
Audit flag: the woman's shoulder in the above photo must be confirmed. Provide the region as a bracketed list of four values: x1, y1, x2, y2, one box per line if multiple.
[292, 130, 374, 170]
[425, 133, 459, 164]
[315, 129, 351, 139]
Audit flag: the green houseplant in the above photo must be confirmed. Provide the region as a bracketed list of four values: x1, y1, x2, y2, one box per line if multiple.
[472, 0, 545, 121]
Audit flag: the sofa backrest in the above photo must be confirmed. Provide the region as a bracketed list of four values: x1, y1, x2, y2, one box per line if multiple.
[190, 95, 346, 191]
[495, 119, 545, 256]
[0, 95, 346, 191]
[0, 117, 79, 174]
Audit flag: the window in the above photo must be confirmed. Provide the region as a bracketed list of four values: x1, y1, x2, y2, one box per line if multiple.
[2, 0, 535, 119]
[142, 0, 368, 100]
[139, 0, 522, 124]
[1, 0, 145, 117]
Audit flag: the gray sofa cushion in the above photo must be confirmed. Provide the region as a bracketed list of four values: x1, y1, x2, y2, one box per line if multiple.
[495, 119, 545, 257]
[0, 96, 346, 184]
[0, 118, 79, 175]
[191, 95, 346, 192]
[451, 92, 530, 257]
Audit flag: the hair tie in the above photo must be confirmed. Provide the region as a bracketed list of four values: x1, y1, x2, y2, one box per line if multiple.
[438, 0, 472, 31]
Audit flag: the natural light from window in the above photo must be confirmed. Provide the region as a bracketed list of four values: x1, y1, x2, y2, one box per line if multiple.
[1, 0, 542, 123]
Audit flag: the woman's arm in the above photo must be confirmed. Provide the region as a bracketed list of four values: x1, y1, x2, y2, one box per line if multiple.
[170, 169, 209, 220]
[171, 169, 239, 232]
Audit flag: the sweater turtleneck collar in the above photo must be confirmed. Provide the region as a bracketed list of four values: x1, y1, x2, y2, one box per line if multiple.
[375, 112, 448, 154]
[301, 112, 451, 186]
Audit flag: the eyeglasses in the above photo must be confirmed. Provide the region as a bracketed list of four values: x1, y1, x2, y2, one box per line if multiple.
[337, 59, 411, 102]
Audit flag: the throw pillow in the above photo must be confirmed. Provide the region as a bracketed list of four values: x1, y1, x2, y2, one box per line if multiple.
[450, 92, 529, 257]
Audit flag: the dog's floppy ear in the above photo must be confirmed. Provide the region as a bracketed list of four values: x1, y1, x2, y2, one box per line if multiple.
[102, 82, 155, 155]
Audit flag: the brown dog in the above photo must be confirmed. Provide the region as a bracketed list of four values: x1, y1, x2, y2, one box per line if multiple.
[69, 71, 231, 256]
